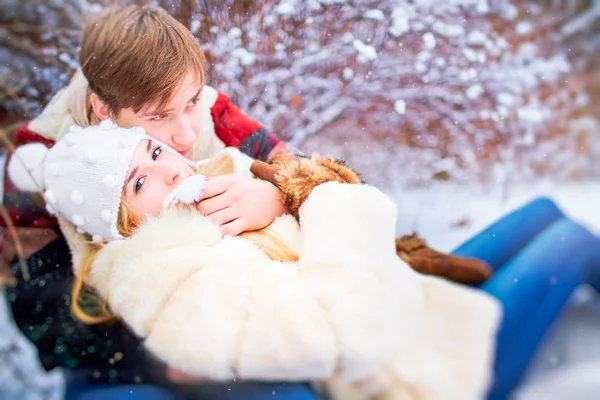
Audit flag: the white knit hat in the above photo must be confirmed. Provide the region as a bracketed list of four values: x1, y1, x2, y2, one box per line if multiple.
[7, 120, 191, 242]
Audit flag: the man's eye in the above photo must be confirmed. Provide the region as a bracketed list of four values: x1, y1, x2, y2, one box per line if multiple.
[151, 114, 166, 122]
[187, 97, 199, 107]
[134, 176, 145, 193]
[152, 146, 162, 160]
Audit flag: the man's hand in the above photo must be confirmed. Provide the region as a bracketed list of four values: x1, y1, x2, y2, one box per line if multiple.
[196, 174, 288, 236]
[166, 367, 214, 383]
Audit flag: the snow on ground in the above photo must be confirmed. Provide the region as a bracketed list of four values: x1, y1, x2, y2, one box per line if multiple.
[392, 179, 600, 400]
[392, 179, 600, 252]
[1, 177, 600, 399]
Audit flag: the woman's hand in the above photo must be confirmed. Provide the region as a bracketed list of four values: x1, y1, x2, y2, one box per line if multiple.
[196, 174, 288, 236]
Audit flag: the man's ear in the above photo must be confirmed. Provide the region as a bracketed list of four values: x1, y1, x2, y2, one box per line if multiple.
[89, 92, 113, 121]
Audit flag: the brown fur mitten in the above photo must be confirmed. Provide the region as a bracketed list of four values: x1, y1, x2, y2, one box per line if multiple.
[395, 234, 493, 285]
[251, 155, 493, 285]
[251, 154, 362, 220]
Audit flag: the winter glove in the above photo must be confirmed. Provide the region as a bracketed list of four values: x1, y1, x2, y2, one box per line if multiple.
[251, 154, 493, 285]
[395, 234, 492, 285]
[251, 154, 362, 220]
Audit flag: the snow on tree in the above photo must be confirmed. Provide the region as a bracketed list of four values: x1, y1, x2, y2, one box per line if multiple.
[191, 0, 600, 186]
[1, 0, 599, 189]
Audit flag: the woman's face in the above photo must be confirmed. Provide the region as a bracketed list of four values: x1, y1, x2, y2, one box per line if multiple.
[123, 140, 195, 217]
[113, 73, 203, 158]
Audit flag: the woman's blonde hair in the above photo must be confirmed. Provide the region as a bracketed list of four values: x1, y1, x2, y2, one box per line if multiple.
[71, 198, 299, 325]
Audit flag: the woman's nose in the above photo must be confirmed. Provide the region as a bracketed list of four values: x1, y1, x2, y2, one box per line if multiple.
[155, 163, 180, 185]
[166, 169, 181, 186]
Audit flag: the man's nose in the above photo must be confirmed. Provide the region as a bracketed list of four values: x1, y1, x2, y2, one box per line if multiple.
[171, 116, 195, 147]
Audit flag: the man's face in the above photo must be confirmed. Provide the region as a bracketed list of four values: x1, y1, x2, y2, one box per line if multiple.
[113, 73, 203, 159]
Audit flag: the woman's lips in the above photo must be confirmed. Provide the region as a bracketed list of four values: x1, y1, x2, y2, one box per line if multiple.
[179, 147, 192, 157]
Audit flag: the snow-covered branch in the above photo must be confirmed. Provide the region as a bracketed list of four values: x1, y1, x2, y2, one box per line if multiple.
[562, 0, 600, 36]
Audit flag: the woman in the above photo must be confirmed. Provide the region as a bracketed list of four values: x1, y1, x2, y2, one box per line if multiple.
[3, 6, 303, 397]
[9, 123, 500, 399]
[9, 123, 600, 399]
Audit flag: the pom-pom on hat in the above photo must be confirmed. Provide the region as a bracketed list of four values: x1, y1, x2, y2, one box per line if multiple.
[8, 120, 179, 242]
[6, 142, 49, 192]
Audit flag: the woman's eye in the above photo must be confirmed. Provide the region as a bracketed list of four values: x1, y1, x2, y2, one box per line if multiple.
[151, 114, 166, 122]
[152, 146, 162, 160]
[187, 97, 199, 108]
[134, 176, 145, 193]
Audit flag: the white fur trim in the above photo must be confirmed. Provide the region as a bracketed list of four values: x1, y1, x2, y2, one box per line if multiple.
[162, 174, 206, 209]
[221, 147, 255, 177]
[202, 85, 219, 108]
[29, 71, 90, 141]
[28, 87, 77, 141]
[57, 216, 93, 279]
[7, 143, 49, 192]
[189, 85, 226, 161]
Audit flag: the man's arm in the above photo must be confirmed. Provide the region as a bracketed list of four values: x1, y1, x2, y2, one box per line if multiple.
[210, 91, 299, 161]
[1, 124, 57, 231]
[200, 91, 293, 236]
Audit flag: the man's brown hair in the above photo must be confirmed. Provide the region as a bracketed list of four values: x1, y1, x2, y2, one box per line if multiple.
[80, 5, 206, 115]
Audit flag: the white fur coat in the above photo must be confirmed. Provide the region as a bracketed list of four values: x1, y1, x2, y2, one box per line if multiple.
[88, 182, 501, 400]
